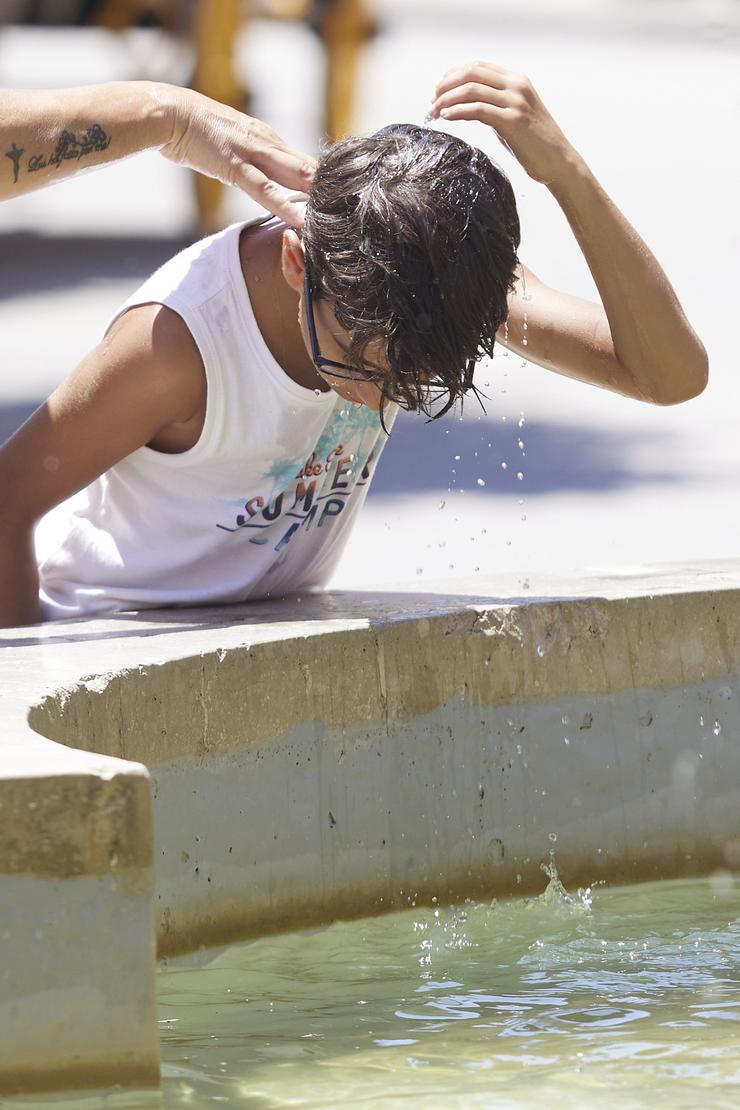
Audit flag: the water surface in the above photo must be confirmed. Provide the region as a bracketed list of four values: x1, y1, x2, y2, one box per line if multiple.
[21, 872, 740, 1109]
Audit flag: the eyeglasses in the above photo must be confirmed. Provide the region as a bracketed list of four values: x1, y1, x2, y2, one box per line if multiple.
[303, 265, 477, 402]
[303, 267, 389, 386]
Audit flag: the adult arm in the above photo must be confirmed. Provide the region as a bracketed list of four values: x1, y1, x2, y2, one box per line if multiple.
[430, 62, 708, 405]
[0, 82, 314, 225]
[0, 304, 205, 628]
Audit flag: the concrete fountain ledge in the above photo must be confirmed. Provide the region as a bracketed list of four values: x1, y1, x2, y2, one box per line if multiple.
[3, 560, 740, 1095]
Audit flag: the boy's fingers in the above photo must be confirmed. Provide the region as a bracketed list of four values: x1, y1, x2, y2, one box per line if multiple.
[432, 83, 508, 114]
[435, 103, 506, 129]
[435, 61, 511, 97]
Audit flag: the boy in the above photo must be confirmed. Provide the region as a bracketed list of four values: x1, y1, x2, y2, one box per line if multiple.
[0, 62, 707, 627]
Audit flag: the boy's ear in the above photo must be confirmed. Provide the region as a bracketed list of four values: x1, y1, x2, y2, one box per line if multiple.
[281, 228, 305, 294]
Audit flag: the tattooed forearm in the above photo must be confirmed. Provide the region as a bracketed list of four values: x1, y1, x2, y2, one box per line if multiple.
[4, 123, 111, 185]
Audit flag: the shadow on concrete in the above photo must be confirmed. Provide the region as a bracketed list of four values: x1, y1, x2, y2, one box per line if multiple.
[369, 408, 680, 499]
[4, 588, 533, 648]
[0, 231, 190, 298]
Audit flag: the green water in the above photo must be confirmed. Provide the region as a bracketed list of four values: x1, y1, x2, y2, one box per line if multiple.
[18, 872, 740, 1109]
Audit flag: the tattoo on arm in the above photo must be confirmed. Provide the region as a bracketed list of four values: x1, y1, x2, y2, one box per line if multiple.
[4, 142, 24, 184]
[4, 123, 111, 185]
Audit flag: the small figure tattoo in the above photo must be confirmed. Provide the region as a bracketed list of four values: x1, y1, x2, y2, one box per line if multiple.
[4, 142, 24, 184]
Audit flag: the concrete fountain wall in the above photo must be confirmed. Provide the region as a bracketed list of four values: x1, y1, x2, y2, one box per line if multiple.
[3, 561, 740, 1095]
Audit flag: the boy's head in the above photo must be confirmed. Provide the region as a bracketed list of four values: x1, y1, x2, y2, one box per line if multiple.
[283, 123, 520, 420]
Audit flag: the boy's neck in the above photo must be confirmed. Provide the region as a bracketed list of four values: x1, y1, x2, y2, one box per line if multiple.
[239, 221, 330, 394]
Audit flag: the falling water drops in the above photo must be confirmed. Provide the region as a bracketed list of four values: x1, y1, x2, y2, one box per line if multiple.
[476, 478, 486, 487]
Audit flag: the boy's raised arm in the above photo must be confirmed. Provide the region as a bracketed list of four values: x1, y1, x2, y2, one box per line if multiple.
[429, 62, 708, 405]
[0, 304, 205, 628]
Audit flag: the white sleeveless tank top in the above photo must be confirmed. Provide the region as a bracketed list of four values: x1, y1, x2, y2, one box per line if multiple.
[36, 219, 394, 620]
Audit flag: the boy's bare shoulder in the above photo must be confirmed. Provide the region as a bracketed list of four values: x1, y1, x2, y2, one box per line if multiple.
[105, 302, 206, 429]
[1, 301, 207, 529]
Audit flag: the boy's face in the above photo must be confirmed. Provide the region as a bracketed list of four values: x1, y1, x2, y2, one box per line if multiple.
[282, 228, 388, 412]
[300, 286, 390, 412]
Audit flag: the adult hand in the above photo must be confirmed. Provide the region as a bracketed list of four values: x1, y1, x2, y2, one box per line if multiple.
[428, 62, 577, 187]
[161, 86, 316, 227]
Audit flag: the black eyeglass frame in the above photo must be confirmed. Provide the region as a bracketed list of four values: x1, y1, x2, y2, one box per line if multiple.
[302, 266, 478, 400]
[303, 268, 387, 385]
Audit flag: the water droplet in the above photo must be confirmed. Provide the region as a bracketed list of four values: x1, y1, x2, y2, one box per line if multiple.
[438, 499, 446, 510]
[536, 644, 545, 657]
[522, 578, 530, 590]
[713, 720, 721, 736]
[501, 462, 508, 470]
[416, 567, 423, 575]
[477, 478, 486, 487]
[454, 454, 461, 461]
[518, 415, 525, 428]
[516, 472, 524, 481]
[548, 832, 557, 843]
[699, 714, 705, 727]
[562, 714, 569, 725]
[564, 736, 571, 745]
[517, 439, 525, 450]
[314, 389, 322, 396]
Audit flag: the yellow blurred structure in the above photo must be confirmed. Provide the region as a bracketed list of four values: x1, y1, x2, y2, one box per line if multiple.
[90, 0, 375, 232]
[193, 0, 376, 232]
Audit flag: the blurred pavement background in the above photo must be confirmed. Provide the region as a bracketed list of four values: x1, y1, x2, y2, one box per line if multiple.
[1, 0, 738, 591]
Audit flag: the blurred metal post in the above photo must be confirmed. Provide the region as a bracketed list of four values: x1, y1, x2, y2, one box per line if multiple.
[192, 0, 243, 234]
[316, 0, 375, 141]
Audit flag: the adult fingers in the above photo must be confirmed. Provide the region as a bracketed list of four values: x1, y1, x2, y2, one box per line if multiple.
[246, 141, 317, 196]
[233, 162, 309, 226]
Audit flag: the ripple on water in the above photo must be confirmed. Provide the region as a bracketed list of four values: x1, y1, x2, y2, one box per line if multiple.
[25, 871, 740, 1110]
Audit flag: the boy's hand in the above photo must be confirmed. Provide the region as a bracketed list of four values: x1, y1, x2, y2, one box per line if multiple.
[429, 62, 578, 186]
[161, 86, 316, 227]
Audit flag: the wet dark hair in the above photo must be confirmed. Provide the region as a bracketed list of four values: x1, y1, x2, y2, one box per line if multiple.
[303, 123, 520, 427]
